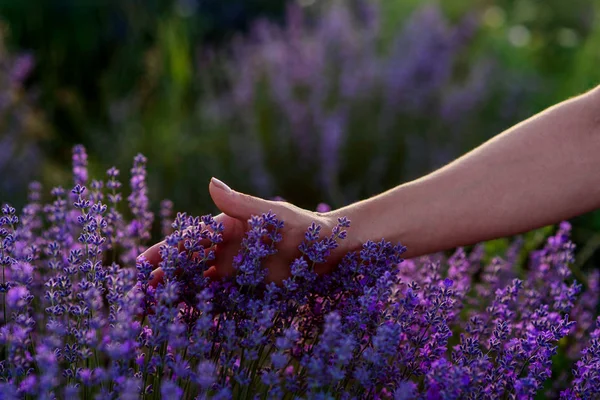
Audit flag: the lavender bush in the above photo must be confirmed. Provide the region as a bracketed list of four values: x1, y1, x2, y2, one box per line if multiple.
[202, 1, 536, 206]
[2, 147, 600, 399]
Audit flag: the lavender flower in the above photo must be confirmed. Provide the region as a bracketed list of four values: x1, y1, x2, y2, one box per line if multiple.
[72, 145, 88, 187]
[124, 154, 154, 264]
[6, 286, 30, 308]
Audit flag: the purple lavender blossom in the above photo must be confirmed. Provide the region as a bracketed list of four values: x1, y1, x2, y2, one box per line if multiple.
[160, 199, 174, 237]
[6, 285, 30, 308]
[9, 53, 34, 84]
[123, 154, 154, 264]
[72, 145, 88, 187]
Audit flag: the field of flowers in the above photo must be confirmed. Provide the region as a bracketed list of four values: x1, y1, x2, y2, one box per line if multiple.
[1, 0, 600, 398]
[1, 146, 600, 399]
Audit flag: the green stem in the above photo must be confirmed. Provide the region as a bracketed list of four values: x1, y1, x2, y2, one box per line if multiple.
[2, 241, 7, 358]
[143, 346, 155, 395]
[209, 314, 223, 360]
[176, 346, 188, 388]
[110, 182, 118, 264]
[234, 348, 246, 396]
[183, 377, 192, 398]
[2, 263, 5, 323]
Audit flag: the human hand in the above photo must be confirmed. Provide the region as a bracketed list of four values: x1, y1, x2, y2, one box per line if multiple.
[139, 178, 359, 287]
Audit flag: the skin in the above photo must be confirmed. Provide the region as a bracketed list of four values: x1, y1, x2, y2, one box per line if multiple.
[142, 84, 600, 286]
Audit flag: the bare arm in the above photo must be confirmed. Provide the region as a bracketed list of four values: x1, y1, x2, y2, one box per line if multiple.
[143, 86, 600, 284]
[330, 85, 600, 258]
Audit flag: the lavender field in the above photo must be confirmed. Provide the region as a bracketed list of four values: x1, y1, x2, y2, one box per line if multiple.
[1, 0, 600, 399]
[1, 146, 600, 399]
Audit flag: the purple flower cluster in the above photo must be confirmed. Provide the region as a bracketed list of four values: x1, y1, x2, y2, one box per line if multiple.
[1, 145, 599, 399]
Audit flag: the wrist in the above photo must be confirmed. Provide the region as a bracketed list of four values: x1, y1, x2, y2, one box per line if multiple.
[324, 184, 420, 257]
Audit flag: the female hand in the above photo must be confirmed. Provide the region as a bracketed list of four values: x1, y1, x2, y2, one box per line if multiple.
[139, 178, 359, 287]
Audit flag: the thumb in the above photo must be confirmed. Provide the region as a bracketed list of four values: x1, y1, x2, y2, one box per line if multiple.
[209, 177, 281, 221]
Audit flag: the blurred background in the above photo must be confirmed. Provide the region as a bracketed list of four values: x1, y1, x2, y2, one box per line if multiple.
[0, 0, 599, 267]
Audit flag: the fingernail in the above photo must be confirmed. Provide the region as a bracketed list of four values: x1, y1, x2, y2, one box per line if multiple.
[211, 177, 232, 194]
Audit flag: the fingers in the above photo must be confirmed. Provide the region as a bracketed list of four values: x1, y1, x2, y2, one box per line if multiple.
[138, 176, 301, 291]
[147, 264, 218, 289]
[140, 240, 165, 267]
[142, 178, 289, 267]
[148, 267, 165, 288]
[203, 266, 219, 280]
[140, 213, 231, 263]
[209, 177, 292, 222]
[147, 244, 220, 288]
[262, 257, 291, 285]
[140, 213, 236, 287]
[209, 238, 242, 279]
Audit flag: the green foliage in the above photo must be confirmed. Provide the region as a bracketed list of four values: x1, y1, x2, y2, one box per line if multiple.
[0, 33, 51, 204]
[0, 0, 599, 267]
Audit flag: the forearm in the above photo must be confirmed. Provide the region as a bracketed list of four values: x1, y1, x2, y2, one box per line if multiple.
[331, 86, 600, 258]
